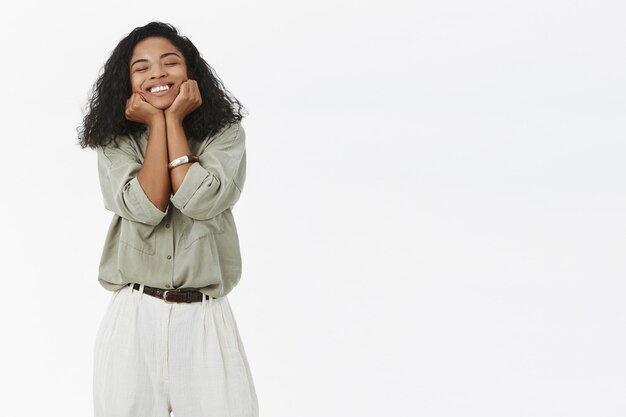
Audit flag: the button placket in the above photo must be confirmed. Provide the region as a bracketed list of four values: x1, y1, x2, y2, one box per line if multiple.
[161, 214, 175, 290]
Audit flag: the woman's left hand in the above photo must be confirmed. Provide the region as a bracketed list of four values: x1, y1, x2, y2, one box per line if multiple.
[164, 79, 202, 122]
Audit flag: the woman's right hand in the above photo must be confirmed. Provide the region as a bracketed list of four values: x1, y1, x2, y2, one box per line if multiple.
[125, 92, 163, 125]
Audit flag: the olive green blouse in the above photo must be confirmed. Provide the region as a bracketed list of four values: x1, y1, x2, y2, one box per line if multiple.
[95, 121, 246, 298]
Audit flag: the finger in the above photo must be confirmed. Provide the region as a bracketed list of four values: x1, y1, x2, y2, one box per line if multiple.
[193, 81, 201, 100]
[133, 92, 145, 105]
[175, 82, 183, 96]
[193, 82, 201, 104]
[181, 82, 188, 97]
[185, 81, 196, 102]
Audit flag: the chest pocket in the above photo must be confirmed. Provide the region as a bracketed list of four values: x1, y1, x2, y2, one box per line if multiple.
[182, 213, 225, 249]
[120, 219, 157, 255]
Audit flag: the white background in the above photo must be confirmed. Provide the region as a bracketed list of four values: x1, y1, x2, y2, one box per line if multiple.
[0, 1, 624, 416]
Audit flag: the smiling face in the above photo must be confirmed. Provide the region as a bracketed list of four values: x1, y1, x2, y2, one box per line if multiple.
[129, 36, 188, 110]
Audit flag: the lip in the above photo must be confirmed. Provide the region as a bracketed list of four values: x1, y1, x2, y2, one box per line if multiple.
[146, 83, 175, 96]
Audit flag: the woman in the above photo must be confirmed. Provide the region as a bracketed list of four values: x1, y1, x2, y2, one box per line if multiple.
[77, 21, 259, 417]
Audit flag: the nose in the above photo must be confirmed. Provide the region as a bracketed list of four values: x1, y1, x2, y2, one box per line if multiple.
[149, 63, 167, 79]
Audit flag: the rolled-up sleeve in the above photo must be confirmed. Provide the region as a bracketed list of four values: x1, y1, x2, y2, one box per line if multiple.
[97, 140, 169, 226]
[170, 122, 246, 220]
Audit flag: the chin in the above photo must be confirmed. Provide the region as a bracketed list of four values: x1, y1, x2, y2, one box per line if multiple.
[150, 100, 174, 110]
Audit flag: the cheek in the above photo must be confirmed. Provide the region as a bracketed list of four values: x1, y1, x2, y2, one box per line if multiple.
[178, 66, 190, 80]
[129, 77, 142, 92]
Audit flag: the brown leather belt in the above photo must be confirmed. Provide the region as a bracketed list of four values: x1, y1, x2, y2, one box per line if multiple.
[128, 283, 210, 303]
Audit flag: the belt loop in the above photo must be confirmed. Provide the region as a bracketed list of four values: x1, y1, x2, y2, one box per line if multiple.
[139, 283, 144, 300]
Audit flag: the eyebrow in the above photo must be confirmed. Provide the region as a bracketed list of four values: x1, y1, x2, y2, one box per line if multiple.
[130, 52, 181, 68]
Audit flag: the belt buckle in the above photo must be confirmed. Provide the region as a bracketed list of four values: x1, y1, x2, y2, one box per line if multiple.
[162, 289, 180, 303]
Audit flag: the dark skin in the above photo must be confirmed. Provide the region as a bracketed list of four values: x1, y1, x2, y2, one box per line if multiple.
[124, 36, 202, 213]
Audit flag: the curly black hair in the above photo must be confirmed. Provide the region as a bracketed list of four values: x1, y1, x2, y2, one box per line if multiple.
[77, 21, 247, 149]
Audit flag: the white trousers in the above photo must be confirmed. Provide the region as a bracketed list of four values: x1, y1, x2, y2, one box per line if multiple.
[93, 283, 259, 417]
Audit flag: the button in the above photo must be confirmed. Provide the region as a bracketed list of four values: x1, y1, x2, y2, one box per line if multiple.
[165, 223, 170, 228]
[165, 284, 171, 288]
[166, 255, 172, 260]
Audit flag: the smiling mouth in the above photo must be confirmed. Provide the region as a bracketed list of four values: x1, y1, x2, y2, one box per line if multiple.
[147, 83, 174, 94]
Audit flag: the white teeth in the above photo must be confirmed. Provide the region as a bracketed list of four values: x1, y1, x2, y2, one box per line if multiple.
[150, 84, 170, 93]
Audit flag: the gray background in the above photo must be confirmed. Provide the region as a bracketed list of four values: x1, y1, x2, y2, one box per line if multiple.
[0, 0, 624, 416]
